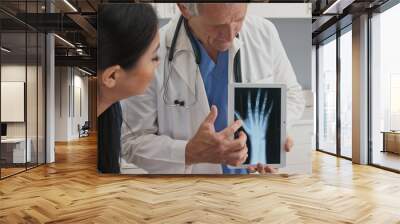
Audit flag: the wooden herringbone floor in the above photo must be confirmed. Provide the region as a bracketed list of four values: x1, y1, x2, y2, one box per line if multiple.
[0, 135, 400, 224]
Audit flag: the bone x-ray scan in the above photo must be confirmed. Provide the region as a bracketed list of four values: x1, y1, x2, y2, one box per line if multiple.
[229, 84, 286, 167]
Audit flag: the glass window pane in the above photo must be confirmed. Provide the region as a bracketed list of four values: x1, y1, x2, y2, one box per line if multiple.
[371, 3, 400, 171]
[38, 32, 45, 165]
[1, 30, 28, 177]
[27, 31, 38, 169]
[1, 1, 46, 179]
[318, 36, 337, 154]
[340, 29, 352, 158]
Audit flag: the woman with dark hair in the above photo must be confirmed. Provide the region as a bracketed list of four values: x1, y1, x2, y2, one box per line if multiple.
[97, 4, 159, 173]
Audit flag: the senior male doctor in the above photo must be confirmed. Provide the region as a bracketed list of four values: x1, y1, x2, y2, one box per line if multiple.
[120, 3, 305, 174]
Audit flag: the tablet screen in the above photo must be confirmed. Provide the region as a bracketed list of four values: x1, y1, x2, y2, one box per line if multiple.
[233, 86, 283, 165]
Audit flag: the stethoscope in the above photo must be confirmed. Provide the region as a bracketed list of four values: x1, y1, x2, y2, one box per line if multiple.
[162, 15, 242, 108]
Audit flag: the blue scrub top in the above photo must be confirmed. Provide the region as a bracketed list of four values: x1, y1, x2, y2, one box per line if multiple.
[192, 37, 248, 174]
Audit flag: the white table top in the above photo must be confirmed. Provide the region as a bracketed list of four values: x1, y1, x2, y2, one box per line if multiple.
[1, 138, 27, 143]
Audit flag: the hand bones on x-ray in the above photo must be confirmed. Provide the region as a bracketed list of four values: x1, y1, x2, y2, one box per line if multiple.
[235, 89, 273, 164]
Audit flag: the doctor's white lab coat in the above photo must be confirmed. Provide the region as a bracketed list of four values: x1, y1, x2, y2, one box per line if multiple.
[120, 15, 305, 174]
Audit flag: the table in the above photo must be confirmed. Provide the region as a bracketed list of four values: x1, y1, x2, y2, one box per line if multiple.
[381, 131, 400, 154]
[1, 138, 31, 164]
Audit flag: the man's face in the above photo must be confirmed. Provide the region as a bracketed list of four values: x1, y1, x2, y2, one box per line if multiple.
[187, 4, 247, 52]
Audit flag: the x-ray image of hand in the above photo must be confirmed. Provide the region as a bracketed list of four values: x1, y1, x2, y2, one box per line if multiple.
[235, 89, 273, 164]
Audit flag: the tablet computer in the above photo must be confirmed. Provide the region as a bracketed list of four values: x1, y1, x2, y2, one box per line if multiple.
[228, 83, 286, 168]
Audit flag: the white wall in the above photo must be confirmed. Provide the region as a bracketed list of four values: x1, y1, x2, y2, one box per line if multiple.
[55, 66, 69, 141]
[72, 73, 89, 138]
[248, 3, 312, 18]
[54, 67, 89, 141]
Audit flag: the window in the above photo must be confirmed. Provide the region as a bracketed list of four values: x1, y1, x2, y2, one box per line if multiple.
[0, 1, 47, 179]
[316, 26, 353, 159]
[317, 36, 337, 154]
[370, 2, 400, 171]
[340, 28, 352, 158]
[390, 74, 400, 130]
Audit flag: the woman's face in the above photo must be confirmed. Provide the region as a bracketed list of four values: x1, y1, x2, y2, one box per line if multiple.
[119, 31, 160, 97]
